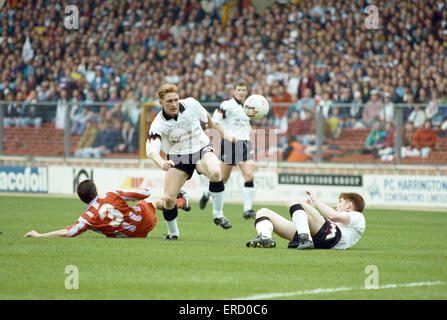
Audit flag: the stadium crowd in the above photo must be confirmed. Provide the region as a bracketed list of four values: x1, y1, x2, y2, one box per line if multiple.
[1, 0, 447, 160]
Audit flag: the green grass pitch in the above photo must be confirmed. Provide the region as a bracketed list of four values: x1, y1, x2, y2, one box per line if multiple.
[0, 195, 446, 300]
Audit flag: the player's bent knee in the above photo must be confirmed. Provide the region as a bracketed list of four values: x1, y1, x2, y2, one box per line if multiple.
[256, 208, 270, 218]
[209, 170, 222, 182]
[163, 197, 176, 209]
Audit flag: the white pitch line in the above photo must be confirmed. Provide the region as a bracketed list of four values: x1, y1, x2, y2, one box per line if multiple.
[232, 281, 445, 300]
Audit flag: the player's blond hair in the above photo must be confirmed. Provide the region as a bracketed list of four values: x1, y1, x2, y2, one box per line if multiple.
[157, 83, 178, 101]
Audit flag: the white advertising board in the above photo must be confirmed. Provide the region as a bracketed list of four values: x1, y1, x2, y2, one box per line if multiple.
[46, 166, 446, 209]
[363, 174, 447, 208]
[47, 166, 363, 205]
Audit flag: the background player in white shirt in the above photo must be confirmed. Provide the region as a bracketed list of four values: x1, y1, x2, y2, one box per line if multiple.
[246, 191, 366, 250]
[199, 81, 257, 220]
[146, 84, 231, 240]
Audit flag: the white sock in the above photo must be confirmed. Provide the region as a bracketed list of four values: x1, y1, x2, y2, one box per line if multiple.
[203, 189, 210, 198]
[166, 218, 179, 237]
[210, 191, 224, 219]
[255, 219, 273, 238]
[243, 186, 254, 212]
[291, 210, 312, 240]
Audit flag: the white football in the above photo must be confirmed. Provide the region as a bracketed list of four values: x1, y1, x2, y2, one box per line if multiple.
[244, 94, 270, 120]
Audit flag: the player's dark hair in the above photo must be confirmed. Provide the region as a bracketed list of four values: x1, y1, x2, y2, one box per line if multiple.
[77, 180, 97, 204]
[339, 192, 365, 212]
[233, 80, 249, 89]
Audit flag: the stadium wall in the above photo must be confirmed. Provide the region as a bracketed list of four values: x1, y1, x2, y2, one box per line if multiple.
[1, 157, 446, 210]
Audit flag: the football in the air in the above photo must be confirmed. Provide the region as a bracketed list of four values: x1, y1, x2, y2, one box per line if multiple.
[244, 94, 269, 120]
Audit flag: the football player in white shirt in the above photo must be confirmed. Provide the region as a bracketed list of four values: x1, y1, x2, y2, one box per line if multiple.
[199, 81, 257, 220]
[146, 84, 232, 240]
[246, 191, 366, 250]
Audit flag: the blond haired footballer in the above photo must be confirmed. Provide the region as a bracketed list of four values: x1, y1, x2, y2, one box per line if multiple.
[146, 84, 231, 240]
[246, 191, 366, 250]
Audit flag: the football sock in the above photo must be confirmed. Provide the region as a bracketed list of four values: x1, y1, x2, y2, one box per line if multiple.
[176, 198, 186, 209]
[289, 204, 312, 241]
[163, 207, 179, 236]
[209, 180, 225, 219]
[161, 198, 186, 209]
[255, 217, 273, 238]
[166, 219, 179, 237]
[203, 189, 210, 198]
[243, 181, 254, 212]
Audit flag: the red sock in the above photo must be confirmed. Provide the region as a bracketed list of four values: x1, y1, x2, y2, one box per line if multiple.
[160, 197, 186, 209]
[176, 198, 186, 209]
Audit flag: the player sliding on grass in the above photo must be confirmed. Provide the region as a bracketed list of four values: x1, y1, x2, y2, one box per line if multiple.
[146, 83, 231, 241]
[246, 191, 365, 250]
[24, 179, 191, 238]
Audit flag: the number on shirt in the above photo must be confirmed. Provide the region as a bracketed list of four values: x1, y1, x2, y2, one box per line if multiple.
[98, 204, 124, 227]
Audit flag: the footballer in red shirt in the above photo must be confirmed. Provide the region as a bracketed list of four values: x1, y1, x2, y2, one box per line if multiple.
[24, 180, 190, 239]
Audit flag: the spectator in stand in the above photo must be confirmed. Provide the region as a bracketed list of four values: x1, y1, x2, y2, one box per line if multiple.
[377, 121, 396, 161]
[310, 111, 333, 142]
[297, 69, 314, 99]
[90, 67, 109, 91]
[347, 90, 363, 128]
[319, 91, 333, 119]
[271, 84, 292, 131]
[3, 90, 20, 127]
[401, 121, 420, 158]
[412, 119, 437, 158]
[21, 90, 42, 127]
[293, 87, 316, 120]
[296, 109, 314, 146]
[380, 92, 395, 123]
[75, 120, 116, 158]
[120, 119, 139, 154]
[328, 106, 344, 139]
[282, 136, 308, 162]
[426, 90, 442, 126]
[109, 118, 127, 153]
[408, 105, 427, 128]
[71, 104, 93, 136]
[361, 90, 383, 128]
[55, 89, 69, 129]
[280, 110, 300, 147]
[74, 120, 99, 158]
[362, 120, 387, 158]
[107, 87, 121, 110]
[38, 84, 59, 123]
[121, 90, 139, 123]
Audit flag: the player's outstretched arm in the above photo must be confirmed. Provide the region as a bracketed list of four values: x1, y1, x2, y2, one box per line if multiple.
[24, 229, 69, 238]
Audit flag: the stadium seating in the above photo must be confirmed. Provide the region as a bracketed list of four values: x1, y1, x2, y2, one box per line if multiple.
[1, 0, 446, 164]
[2, 123, 135, 158]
